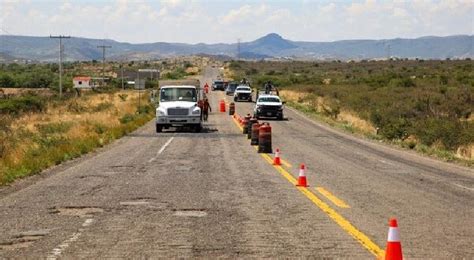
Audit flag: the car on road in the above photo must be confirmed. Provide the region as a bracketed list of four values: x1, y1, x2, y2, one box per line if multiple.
[233, 85, 253, 102]
[156, 80, 202, 133]
[225, 82, 239, 95]
[212, 80, 225, 91]
[253, 94, 284, 120]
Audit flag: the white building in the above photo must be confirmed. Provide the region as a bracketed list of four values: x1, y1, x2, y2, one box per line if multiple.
[73, 76, 92, 89]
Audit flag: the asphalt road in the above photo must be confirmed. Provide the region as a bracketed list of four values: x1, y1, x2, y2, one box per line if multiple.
[0, 66, 473, 259]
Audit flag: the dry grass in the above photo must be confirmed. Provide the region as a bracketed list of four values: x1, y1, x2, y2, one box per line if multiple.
[0, 90, 154, 184]
[281, 89, 376, 134]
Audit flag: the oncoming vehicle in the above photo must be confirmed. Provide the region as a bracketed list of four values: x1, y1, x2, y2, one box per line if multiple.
[233, 85, 252, 102]
[156, 80, 202, 133]
[225, 82, 239, 95]
[254, 94, 285, 120]
[212, 80, 225, 91]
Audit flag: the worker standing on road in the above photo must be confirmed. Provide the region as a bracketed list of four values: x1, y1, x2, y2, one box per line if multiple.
[202, 98, 211, 121]
[204, 83, 209, 94]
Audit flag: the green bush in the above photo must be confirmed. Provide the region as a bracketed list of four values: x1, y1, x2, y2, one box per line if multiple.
[0, 95, 46, 114]
[119, 114, 136, 124]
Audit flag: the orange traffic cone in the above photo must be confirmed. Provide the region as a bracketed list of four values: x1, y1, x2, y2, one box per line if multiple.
[273, 148, 281, 165]
[385, 218, 403, 260]
[296, 164, 308, 187]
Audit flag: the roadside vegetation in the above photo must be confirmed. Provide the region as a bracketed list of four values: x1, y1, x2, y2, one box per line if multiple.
[228, 59, 473, 165]
[0, 90, 154, 185]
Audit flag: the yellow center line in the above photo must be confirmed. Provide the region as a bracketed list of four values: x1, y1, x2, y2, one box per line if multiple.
[230, 113, 384, 258]
[316, 187, 351, 209]
[232, 116, 244, 131]
[273, 164, 384, 257]
[281, 159, 292, 168]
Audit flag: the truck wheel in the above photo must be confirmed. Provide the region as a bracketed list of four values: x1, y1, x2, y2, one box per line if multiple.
[278, 114, 284, 120]
[194, 124, 202, 133]
[156, 124, 163, 133]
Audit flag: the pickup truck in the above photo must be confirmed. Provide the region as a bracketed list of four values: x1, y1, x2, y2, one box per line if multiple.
[233, 85, 253, 102]
[253, 94, 284, 120]
[155, 80, 202, 133]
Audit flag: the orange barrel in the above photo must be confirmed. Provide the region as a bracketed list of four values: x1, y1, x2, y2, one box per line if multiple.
[229, 102, 235, 115]
[219, 99, 226, 112]
[250, 122, 260, 145]
[247, 118, 258, 139]
[258, 123, 272, 153]
[242, 114, 251, 134]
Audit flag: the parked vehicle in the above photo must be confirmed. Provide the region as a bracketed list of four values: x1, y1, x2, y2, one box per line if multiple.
[212, 80, 225, 91]
[253, 94, 284, 120]
[233, 85, 253, 102]
[156, 80, 202, 133]
[225, 82, 239, 95]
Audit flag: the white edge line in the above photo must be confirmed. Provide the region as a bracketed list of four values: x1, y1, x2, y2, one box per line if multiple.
[46, 218, 94, 260]
[148, 136, 175, 162]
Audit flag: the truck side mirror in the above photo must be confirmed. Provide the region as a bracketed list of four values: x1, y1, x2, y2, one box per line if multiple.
[282, 101, 287, 104]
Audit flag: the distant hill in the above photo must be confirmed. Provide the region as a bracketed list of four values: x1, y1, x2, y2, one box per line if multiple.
[0, 33, 472, 62]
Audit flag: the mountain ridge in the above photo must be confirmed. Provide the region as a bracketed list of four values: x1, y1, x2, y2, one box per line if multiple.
[0, 33, 472, 62]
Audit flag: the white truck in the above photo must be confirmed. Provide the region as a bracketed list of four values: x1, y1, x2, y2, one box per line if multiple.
[155, 80, 202, 133]
[233, 85, 253, 102]
[253, 94, 285, 120]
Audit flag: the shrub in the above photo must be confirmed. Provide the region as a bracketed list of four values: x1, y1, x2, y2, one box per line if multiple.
[36, 122, 73, 135]
[118, 94, 128, 101]
[120, 114, 136, 124]
[0, 95, 46, 114]
[93, 102, 113, 112]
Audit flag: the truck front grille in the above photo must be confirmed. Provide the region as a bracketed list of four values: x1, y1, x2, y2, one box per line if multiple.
[260, 105, 281, 111]
[168, 108, 189, 116]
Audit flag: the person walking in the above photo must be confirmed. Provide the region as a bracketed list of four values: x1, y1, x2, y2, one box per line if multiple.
[202, 98, 211, 121]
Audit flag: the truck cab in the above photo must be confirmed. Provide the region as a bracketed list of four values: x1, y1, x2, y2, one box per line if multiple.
[156, 80, 202, 133]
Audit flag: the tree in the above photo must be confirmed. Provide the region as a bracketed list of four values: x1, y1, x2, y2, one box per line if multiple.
[0, 74, 15, 88]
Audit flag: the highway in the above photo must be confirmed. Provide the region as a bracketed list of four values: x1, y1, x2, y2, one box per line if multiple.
[0, 66, 472, 258]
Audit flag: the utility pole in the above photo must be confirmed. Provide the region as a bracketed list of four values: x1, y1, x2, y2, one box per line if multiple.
[50, 35, 71, 98]
[237, 38, 241, 60]
[97, 44, 112, 87]
[120, 63, 124, 90]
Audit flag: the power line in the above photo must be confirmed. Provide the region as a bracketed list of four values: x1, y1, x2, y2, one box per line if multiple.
[97, 44, 112, 86]
[50, 35, 71, 98]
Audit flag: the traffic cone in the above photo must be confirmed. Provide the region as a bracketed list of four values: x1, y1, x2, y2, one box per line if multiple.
[273, 148, 281, 165]
[296, 164, 308, 187]
[385, 218, 403, 260]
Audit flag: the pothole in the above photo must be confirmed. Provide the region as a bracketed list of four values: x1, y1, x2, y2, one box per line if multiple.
[0, 230, 49, 250]
[173, 209, 207, 217]
[78, 175, 107, 180]
[119, 198, 168, 209]
[50, 206, 103, 217]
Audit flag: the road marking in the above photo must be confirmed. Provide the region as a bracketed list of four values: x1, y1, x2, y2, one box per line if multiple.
[46, 218, 94, 260]
[148, 136, 174, 162]
[232, 113, 384, 257]
[452, 183, 474, 191]
[232, 115, 244, 131]
[281, 159, 292, 168]
[316, 187, 351, 208]
[268, 162, 384, 257]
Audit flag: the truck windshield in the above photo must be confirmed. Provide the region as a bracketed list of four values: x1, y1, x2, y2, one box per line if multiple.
[259, 97, 280, 103]
[160, 88, 197, 102]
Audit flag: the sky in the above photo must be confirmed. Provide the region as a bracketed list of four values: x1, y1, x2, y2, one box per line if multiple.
[0, 0, 473, 44]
